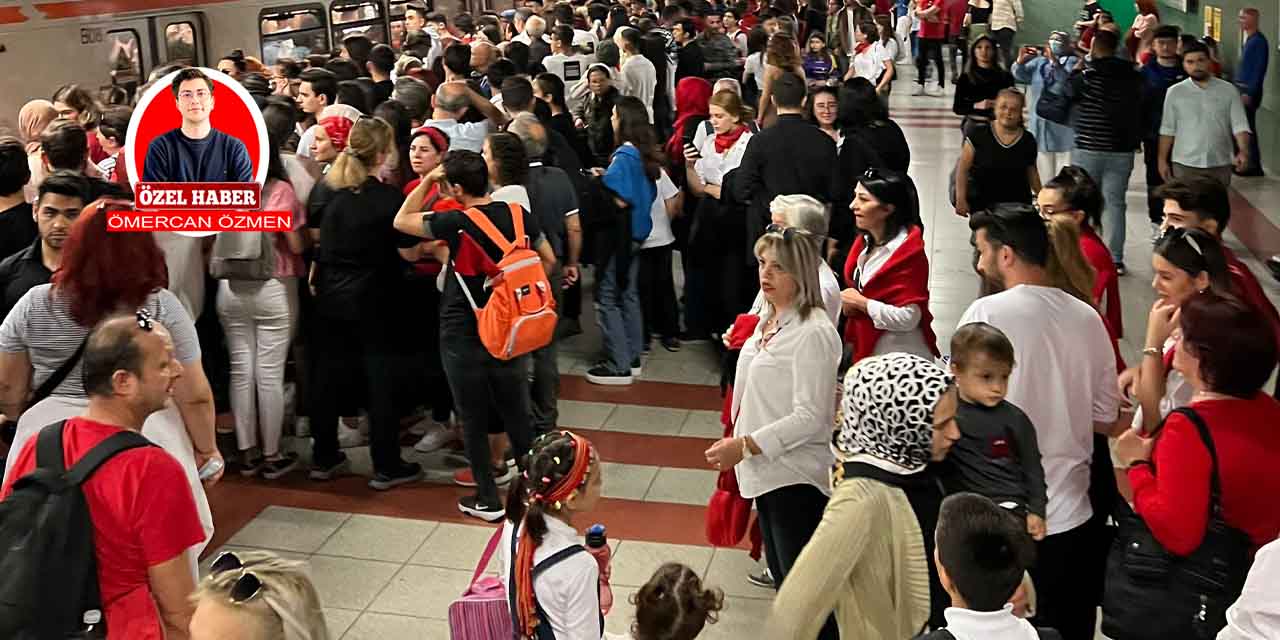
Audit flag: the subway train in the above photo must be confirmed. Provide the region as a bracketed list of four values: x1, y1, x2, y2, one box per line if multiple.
[0, 0, 489, 131]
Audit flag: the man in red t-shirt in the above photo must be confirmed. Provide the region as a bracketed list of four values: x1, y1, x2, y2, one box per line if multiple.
[0, 314, 204, 640]
[1156, 176, 1280, 397]
[914, 0, 949, 95]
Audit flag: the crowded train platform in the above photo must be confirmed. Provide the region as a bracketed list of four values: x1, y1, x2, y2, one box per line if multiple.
[0, 0, 1278, 638]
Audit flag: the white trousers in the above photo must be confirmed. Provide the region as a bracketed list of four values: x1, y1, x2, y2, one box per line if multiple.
[4, 395, 213, 579]
[215, 277, 298, 457]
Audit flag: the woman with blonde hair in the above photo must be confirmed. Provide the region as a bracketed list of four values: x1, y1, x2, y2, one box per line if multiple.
[307, 116, 423, 490]
[683, 89, 755, 338]
[705, 227, 842, 640]
[17, 100, 58, 156]
[191, 551, 330, 640]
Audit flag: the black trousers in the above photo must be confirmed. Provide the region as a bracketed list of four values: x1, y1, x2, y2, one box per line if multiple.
[308, 302, 405, 475]
[1029, 517, 1107, 640]
[917, 37, 946, 87]
[638, 244, 680, 340]
[530, 265, 564, 435]
[1244, 103, 1264, 172]
[756, 484, 839, 640]
[1143, 137, 1166, 225]
[441, 333, 533, 505]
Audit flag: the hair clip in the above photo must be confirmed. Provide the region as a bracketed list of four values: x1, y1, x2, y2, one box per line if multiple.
[553, 456, 561, 465]
[553, 501, 562, 510]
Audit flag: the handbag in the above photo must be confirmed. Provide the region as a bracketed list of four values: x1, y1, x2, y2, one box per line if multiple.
[706, 313, 761, 547]
[1100, 408, 1254, 640]
[448, 526, 512, 640]
[1036, 64, 1077, 126]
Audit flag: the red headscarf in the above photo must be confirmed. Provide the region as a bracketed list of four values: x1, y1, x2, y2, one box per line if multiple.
[318, 115, 354, 152]
[514, 432, 595, 637]
[665, 77, 714, 166]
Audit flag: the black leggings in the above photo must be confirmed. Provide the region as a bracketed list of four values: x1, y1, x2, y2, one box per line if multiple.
[638, 244, 680, 340]
[917, 37, 946, 87]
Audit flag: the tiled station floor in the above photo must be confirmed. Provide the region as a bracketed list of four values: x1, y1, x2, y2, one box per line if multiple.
[203, 74, 1280, 639]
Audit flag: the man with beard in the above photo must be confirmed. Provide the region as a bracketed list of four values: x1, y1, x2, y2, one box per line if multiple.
[0, 171, 88, 319]
[957, 203, 1122, 640]
[1157, 40, 1252, 186]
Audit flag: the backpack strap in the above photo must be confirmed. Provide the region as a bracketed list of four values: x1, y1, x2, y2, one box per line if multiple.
[64, 430, 153, 486]
[507, 202, 527, 248]
[35, 420, 70, 473]
[532, 544, 587, 578]
[460, 207, 516, 254]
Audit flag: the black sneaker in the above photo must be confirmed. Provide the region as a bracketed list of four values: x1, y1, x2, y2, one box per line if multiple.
[458, 495, 505, 522]
[369, 462, 424, 491]
[631, 358, 643, 376]
[747, 566, 775, 588]
[661, 336, 681, 352]
[309, 452, 350, 481]
[260, 452, 299, 480]
[586, 365, 633, 386]
[239, 455, 264, 477]
[1114, 261, 1127, 276]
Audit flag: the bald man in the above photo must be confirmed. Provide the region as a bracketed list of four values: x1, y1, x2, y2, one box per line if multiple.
[424, 81, 509, 152]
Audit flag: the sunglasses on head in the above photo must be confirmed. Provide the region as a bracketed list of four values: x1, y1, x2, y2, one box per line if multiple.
[764, 223, 815, 242]
[1160, 226, 1204, 255]
[210, 551, 264, 604]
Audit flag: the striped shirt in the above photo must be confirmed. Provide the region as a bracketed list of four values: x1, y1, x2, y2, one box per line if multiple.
[0, 286, 200, 398]
[1070, 57, 1143, 152]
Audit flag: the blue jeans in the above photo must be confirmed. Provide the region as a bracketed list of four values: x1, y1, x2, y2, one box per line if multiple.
[594, 252, 643, 373]
[1072, 148, 1136, 263]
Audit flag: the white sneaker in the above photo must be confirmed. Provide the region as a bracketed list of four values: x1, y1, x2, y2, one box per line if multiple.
[413, 422, 462, 453]
[338, 423, 367, 448]
[912, 85, 926, 96]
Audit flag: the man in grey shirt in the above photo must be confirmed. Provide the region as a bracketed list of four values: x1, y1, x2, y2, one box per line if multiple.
[1157, 41, 1252, 186]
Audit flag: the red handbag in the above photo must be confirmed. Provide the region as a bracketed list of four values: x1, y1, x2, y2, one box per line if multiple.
[705, 314, 762, 548]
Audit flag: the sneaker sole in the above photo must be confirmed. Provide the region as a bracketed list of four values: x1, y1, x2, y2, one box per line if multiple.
[309, 461, 349, 481]
[459, 502, 505, 522]
[586, 373, 634, 385]
[369, 471, 424, 491]
[261, 462, 299, 480]
[746, 576, 775, 588]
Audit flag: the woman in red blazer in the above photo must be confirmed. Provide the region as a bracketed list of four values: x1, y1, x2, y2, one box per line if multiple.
[839, 169, 939, 363]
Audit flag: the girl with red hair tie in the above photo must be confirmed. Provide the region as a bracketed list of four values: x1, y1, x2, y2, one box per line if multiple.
[0, 199, 217, 571]
[501, 431, 605, 640]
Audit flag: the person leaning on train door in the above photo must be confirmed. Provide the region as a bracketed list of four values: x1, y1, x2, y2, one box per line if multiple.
[143, 68, 254, 183]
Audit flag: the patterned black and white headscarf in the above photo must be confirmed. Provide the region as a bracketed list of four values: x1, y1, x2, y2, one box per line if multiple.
[836, 353, 955, 474]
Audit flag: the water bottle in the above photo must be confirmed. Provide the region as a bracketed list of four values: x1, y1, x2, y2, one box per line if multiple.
[585, 523, 614, 615]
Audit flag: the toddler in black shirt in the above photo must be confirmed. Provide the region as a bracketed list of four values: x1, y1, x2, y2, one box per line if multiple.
[946, 322, 1049, 541]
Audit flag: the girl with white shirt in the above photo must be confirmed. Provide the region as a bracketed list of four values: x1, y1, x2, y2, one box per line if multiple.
[503, 430, 604, 640]
[705, 227, 841, 640]
[840, 169, 941, 363]
[683, 90, 755, 338]
[1120, 227, 1232, 433]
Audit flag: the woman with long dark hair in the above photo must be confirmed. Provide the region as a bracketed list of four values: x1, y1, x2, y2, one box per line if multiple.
[373, 99, 415, 190]
[840, 170, 939, 364]
[533, 72, 593, 167]
[307, 116, 423, 490]
[830, 78, 910, 270]
[586, 96, 660, 386]
[0, 200, 217, 570]
[952, 33, 1015, 138]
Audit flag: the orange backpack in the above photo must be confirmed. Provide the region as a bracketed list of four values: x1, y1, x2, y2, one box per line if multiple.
[454, 205, 558, 360]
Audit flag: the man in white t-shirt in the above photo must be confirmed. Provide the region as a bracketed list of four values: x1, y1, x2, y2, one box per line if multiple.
[956, 203, 1122, 640]
[543, 25, 595, 87]
[423, 81, 509, 153]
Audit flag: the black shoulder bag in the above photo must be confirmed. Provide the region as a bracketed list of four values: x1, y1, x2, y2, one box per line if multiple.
[28, 336, 89, 409]
[1100, 407, 1254, 640]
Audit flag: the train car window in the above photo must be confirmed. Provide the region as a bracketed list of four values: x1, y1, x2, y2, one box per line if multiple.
[106, 29, 143, 101]
[389, 0, 408, 49]
[164, 22, 197, 65]
[260, 5, 328, 65]
[330, 1, 387, 46]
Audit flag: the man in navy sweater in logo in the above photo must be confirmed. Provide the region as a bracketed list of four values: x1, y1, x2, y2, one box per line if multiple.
[143, 68, 254, 183]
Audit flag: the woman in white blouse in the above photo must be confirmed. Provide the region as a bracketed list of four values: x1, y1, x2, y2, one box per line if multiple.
[705, 226, 841, 640]
[839, 169, 941, 364]
[684, 89, 756, 338]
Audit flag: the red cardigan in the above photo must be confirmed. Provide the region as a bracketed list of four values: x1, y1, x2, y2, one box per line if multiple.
[1128, 394, 1280, 556]
[1225, 247, 1280, 357]
[1080, 225, 1122, 339]
[841, 226, 939, 363]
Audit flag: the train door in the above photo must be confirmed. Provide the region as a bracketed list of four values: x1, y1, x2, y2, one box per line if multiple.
[155, 13, 207, 69]
[259, 4, 330, 65]
[329, 0, 390, 48]
[97, 18, 150, 105]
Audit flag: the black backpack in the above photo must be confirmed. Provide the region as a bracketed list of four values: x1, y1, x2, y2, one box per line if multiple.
[0, 421, 153, 638]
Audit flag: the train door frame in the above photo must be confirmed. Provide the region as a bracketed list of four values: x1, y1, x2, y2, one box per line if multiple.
[153, 12, 208, 69]
[328, 0, 392, 48]
[97, 18, 151, 105]
[259, 3, 331, 65]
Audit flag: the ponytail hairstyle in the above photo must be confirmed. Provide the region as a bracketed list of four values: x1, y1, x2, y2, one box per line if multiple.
[505, 431, 598, 638]
[631, 563, 725, 640]
[1044, 217, 1097, 307]
[324, 116, 395, 191]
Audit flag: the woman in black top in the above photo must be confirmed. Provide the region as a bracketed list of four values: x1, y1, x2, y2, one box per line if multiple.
[954, 88, 1040, 217]
[579, 64, 621, 168]
[308, 116, 424, 489]
[830, 78, 912, 276]
[952, 34, 1014, 138]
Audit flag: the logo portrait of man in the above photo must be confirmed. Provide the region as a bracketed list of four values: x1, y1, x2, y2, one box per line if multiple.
[142, 68, 254, 183]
